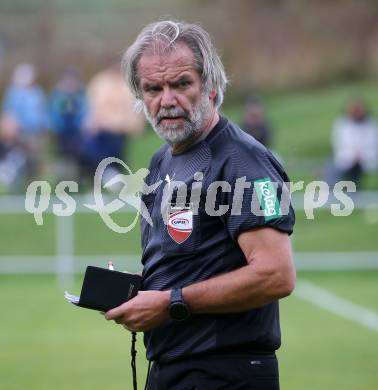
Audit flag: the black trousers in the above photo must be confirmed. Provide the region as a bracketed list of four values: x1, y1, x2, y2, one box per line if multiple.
[147, 352, 279, 390]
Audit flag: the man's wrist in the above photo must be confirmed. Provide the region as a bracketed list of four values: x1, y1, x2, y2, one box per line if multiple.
[161, 290, 171, 312]
[169, 288, 191, 321]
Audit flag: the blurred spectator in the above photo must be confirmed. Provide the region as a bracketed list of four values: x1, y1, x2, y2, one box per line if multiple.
[241, 96, 272, 147]
[81, 62, 144, 181]
[0, 113, 27, 190]
[49, 68, 88, 179]
[327, 97, 378, 188]
[1, 63, 48, 182]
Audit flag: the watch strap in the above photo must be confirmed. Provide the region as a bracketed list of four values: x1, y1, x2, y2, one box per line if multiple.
[171, 287, 183, 304]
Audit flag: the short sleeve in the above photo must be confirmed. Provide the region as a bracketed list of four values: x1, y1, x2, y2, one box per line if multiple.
[220, 144, 295, 240]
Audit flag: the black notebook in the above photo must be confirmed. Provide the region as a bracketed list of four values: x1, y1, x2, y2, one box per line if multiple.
[64, 266, 143, 312]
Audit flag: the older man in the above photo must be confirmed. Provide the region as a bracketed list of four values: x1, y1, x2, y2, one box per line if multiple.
[105, 20, 295, 389]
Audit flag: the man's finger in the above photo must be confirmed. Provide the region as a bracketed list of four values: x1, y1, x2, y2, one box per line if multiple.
[123, 324, 136, 332]
[104, 303, 127, 320]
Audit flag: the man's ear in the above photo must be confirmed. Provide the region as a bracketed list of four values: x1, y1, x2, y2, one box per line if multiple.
[209, 89, 217, 101]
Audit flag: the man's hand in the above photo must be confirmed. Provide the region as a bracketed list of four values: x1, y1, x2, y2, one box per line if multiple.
[104, 290, 170, 332]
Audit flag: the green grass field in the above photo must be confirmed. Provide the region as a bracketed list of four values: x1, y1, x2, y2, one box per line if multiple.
[0, 207, 377, 389]
[0, 208, 377, 256]
[1, 271, 377, 390]
[1, 81, 378, 389]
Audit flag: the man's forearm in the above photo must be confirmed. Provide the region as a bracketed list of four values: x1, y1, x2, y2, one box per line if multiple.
[182, 261, 294, 314]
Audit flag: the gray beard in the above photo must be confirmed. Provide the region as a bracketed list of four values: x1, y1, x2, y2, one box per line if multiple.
[143, 94, 211, 145]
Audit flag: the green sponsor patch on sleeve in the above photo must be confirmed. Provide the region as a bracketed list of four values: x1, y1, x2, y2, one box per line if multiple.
[254, 177, 282, 221]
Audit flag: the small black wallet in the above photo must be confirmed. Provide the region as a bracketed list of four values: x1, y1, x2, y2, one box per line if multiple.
[64, 266, 143, 312]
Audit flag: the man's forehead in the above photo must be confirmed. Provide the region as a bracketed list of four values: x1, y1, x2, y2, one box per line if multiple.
[137, 44, 198, 79]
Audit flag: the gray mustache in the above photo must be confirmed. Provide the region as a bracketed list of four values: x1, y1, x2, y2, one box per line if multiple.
[157, 108, 189, 123]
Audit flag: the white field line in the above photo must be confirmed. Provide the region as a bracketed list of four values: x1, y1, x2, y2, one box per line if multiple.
[294, 279, 378, 332]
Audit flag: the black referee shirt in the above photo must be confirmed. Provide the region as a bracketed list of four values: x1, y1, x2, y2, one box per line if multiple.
[140, 116, 295, 363]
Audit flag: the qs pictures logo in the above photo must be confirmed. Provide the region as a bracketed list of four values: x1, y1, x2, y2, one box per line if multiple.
[25, 158, 162, 233]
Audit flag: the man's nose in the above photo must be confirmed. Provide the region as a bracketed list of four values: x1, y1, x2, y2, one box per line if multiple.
[160, 87, 177, 108]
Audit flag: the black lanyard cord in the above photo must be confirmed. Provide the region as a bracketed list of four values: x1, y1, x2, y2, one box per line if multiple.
[131, 332, 138, 390]
[131, 332, 152, 390]
[144, 360, 152, 390]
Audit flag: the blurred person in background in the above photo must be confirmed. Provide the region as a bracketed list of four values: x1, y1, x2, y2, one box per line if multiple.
[80, 62, 144, 183]
[49, 67, 88, 180]
[327, 97, 378, 188]
[0, 113, 27, 191]
[1, 63, 48, 183]
[241, 96, 272, 147]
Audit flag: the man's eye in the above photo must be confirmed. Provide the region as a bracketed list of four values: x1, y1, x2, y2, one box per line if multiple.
[145, 86, 161, 93]
[179, 80, 191, 88]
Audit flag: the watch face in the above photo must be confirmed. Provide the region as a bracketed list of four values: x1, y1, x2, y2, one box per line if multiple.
[170, 302, 190, 321]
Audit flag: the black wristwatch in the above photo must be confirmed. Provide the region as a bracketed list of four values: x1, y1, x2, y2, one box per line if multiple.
[169, 288, 190, 321]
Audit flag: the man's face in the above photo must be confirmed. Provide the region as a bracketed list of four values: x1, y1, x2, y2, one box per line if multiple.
[348, 101, 366, 122]
[137, 43, 215, 144]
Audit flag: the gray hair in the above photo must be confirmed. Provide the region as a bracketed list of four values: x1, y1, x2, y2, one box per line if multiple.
[122, 20, 228, 110]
